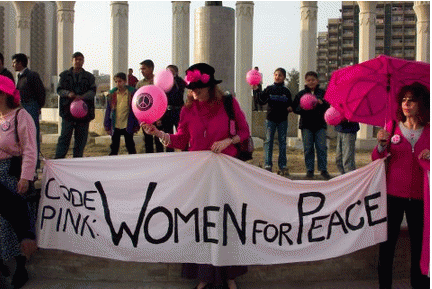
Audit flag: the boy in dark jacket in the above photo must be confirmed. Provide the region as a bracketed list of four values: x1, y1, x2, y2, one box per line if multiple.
[104, 72, 139, 155]
[253, 68, 292, 175]
[293, 71, 330, 179]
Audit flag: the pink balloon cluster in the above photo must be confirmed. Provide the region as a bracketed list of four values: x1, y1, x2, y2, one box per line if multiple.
[299, 93, 318, 110]
[154, 69, 174, 93]
[132, 85, 168, 124]
[70, 99, 88, 118]
[324, 107, 345, 126]
[246, 69, 262, 86]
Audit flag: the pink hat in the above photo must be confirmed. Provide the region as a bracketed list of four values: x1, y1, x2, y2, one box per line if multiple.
[0, 75, 20, 105]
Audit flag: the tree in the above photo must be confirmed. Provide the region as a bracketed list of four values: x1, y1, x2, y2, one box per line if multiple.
[285, 68, 299, 96]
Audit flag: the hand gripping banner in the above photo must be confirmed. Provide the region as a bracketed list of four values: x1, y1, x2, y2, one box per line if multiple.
[37, 152, 387, 266]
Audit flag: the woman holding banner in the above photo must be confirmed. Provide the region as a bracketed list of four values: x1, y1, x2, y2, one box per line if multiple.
[0, 75, 38, 288]
[142, 63, 250, 289]
[372, 82, 430, 289]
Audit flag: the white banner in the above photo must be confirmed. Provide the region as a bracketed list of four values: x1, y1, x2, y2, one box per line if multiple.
[37, 152, 387, 266]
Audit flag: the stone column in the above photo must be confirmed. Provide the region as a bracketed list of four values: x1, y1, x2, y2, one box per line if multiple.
[52, 1, 75, 143]
[414, 1, 430, 63]
[172, 1, 190, 76]
[12, 1, 35, 57]
[56, 1, 75, 73]
[110, 1, 129, 88]
[235, 1, 254, 125]
[194, 3, 235, 93]
[299, 1, 317, 89]
[356, 1, 377, 149]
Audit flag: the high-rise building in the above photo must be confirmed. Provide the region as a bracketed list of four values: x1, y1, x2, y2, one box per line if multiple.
[317, 1, 417, 87]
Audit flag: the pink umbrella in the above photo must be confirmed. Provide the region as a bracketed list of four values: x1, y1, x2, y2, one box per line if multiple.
[324, 55, 430, 127]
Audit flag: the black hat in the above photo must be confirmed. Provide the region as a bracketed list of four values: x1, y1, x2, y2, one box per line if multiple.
[185, 63, 222, 89]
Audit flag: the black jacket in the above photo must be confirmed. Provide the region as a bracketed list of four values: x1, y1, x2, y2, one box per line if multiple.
[57, 68, 96, 122]
[293, 85, 329, 131]
[0, 67, 15, 83]
[16, 68, 46, 108]
[256, 82, 292, 123]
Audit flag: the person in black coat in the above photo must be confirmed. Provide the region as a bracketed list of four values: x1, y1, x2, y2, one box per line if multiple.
[293, 71, 331, 180]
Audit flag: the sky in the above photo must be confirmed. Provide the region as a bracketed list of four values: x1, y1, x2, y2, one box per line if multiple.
[74, 1, 342, 86]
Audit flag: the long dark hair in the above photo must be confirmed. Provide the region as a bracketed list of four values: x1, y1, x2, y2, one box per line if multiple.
[1, 92, 20, 109]
[396, 82, 430, 126]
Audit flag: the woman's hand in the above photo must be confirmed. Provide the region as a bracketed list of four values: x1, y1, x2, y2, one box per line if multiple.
[251, 85, 258, 90]
[377, 129, 390, 147]
[141, 123, 158, 136]
[287, 106, 293, 113]
[21, 239, 38, 259]
[17, 178, 29, 195]
[211, 138, 232, 154]
[419, 149, 430, 160]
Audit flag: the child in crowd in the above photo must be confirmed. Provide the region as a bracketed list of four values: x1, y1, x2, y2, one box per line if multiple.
[104, 72, 139, 155]
[253, 68, 292, 175]
[335, 120, 360, 174]
[293, 71, 331, 180]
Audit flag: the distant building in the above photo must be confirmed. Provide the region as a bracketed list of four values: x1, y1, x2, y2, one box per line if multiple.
[317, 1, 417, 87]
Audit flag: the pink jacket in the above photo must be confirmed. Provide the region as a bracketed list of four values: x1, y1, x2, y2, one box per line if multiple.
[0, 108, 37, 181]
[371, 122, 430, 200]
[169, 97, 250, 157]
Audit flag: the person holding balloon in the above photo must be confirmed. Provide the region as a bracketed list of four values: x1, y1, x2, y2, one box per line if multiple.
[104, 72, 139, 155]
[141, 63, 250, 289]
[372, 82, 430, 289]
[293, 71, 330, 180]
[251, 67, 293, 175]
[54, 52, 96, 159]
[135, 59, 164, 153]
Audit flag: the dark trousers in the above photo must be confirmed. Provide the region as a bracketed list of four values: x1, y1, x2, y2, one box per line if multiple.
[55, 118, 89, 158]
[161, 108, 181, 152]
[378, 195, 429, 289]
[109, 128, 136, 155]
[143, 128, 163, 153]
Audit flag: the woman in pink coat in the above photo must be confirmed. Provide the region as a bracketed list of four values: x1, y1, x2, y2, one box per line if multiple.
[143, 63, 250, 289]
[372, 82, 430, 289]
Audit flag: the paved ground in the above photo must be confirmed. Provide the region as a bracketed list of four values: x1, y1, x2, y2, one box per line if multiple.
[15, 278, 412, 289]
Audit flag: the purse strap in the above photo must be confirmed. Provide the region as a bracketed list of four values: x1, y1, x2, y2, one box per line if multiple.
[14, 108, 22, 144]
[223, 93, 236, 137]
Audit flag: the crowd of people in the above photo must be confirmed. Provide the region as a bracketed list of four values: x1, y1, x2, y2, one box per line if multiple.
[0, 50, 430, 289]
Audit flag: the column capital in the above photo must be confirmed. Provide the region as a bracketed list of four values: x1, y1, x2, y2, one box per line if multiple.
[236, 1, 254, 18]
[300, 2, 317, 20]
[12, 1, 36, 17]
[172, 1, 190, 15]
[111, 1, 128, 18]
[56, 1, 75, 12]
[414, 1, 430, 22]
[357, 1, 377, 13]
[300, 1, 317, 8]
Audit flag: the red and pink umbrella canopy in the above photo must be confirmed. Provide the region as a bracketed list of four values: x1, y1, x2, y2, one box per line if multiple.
[324, 55, 430, 127]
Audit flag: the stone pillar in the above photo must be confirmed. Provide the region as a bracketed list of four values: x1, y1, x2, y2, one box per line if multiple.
[235, 1, 254, 125]
[414, 1, 430, 63]
[194, 3, 235, 92]
[56, 1, 75, 73]
[299, 1, 317, 89]
[55, 1, 75, 141]
[356, 1, 377, 149]
[110, 1, 129, 88]
[13, 1, 35, 57]
[172, 1, 190, 76]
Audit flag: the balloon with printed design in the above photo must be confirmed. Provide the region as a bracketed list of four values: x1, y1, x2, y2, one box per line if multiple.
[246, 69, 262, 86]
[132, 85, 168, 124]
[300, 93, 318, 110]
[324, 106, 345, 126]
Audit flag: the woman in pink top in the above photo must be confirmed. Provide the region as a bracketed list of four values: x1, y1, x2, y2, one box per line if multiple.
[143, 63, 250, 289]
[372, 82, 430, 289]
[0, 75, 37, 288]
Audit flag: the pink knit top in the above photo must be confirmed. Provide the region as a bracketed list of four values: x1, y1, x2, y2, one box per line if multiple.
[169, 97, 250, 157]
[0, 108, 37, 180]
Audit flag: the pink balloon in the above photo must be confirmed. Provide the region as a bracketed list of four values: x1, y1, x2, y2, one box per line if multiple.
[154, 69, 174, 93]
[132, 85, 168, 124]
[70, 99, 88, 118]
[246, 69, 262, 86]
[324, 107, 345, 126]
[300, 93, 318, 110]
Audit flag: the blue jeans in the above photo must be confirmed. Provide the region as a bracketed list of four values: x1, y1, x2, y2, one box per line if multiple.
[301, 128, 327, 172]
[335, 132, 357, 174]
[264, 120, 287, 169]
